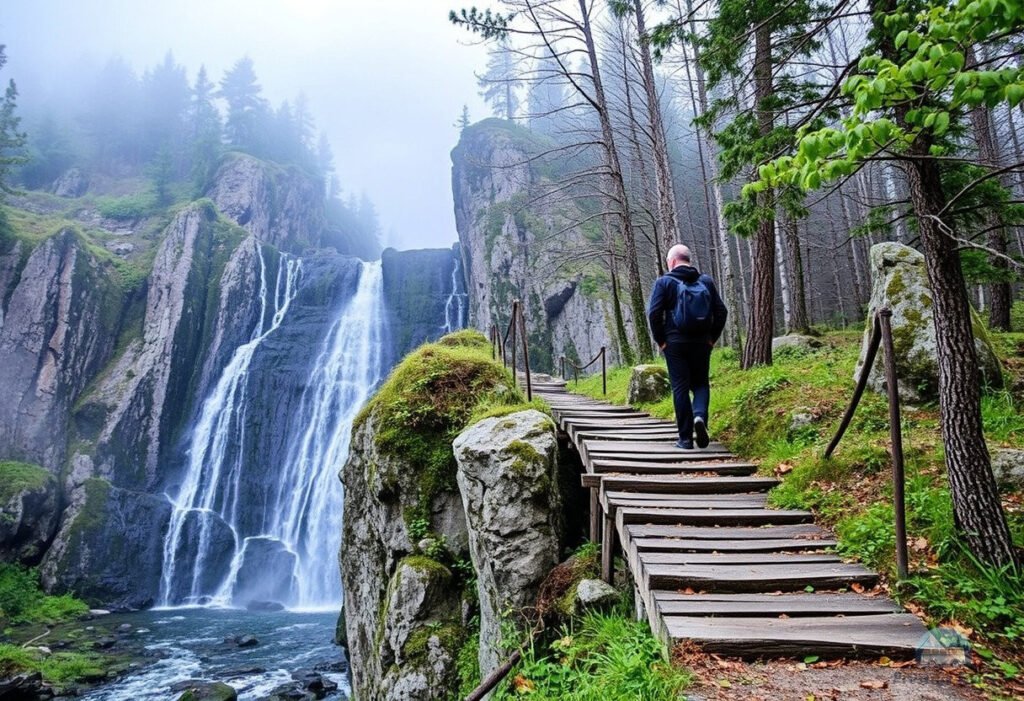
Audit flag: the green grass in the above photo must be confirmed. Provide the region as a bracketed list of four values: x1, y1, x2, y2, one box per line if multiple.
[572, 330, 1024, 661]
[0, 461, 51, 504]
[492, 600, 691, 700]
[0, 644, 109, 685]
[0, 564, 89, 626]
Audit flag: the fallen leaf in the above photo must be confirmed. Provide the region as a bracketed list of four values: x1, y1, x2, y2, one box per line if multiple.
[851, 582, 865, 593]
[512, 675, 535, 693]
[878, 656, 892, 667]
[912, 537, 929, 551]
[718, 679, 732, 688]
[860, 680, 887, 689]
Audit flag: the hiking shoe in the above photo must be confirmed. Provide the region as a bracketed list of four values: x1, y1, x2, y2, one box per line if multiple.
[694, 417, 710, 449]
[675, 439, 694, 450]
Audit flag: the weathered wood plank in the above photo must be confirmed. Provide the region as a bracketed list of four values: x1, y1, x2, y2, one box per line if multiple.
[652, 592, 900, 617]
[661, 614, 927, 658]
[583, 440, 729, 454]
[638, 551, 842, 566]
[605, 492, 768, 506]
[587, 451, 735, 464]
[625, 524, 830, 540]
[643, 561, 878, 592]
[618, 506, 813, 527]
[632, 537, 838, 553]
[594, 475, 777, 493]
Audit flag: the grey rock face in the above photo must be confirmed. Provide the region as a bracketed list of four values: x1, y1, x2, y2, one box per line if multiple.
[453, 409, 562, 679]
[0, 469, 60, 564]
[381, 245, 467, 362]
[51, 168, 88, 197]
[207, 154, 324, 254]
[855, 242, 1002, 402]
[0, 229, 124, 470]
[991, 449, 1024, 490]
[452, 120, 623, 372]
[341, 413, 469, 701]
[626, 365, 671, 404]
[40, 479, 172, 609]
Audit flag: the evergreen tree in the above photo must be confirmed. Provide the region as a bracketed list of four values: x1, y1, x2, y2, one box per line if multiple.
[0, 45, 27, 196]
[81, 57, 142, 169]
[141, 51, 190, 164]
[19, 113, 73, 189]
[219, 57, 267, 150]
[455, 104, 471, 131]
[188, 65, 223, 193]
[477, 38, 522, 120]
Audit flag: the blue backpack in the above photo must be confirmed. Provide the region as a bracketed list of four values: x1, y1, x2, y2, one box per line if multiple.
[671, 277, 712, 332]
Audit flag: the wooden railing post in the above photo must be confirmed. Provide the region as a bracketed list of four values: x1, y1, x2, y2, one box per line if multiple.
[878, 309, 909, 580]
[600, 346, 607, 396]
[510, 300, 519, 379]
[824, 313, 882, 459]
[518, 302, 532, 402]
[560, 355, 566, 381]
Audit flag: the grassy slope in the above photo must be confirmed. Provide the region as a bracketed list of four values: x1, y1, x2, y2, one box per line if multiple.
[572, 330, 1024, 674]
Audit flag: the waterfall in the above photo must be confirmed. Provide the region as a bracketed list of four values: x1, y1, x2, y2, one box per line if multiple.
[159, 243, 301, 606]
[441, 254, 467, 334]
[158, 256, 386, 609]
[260, 260, 385, 608]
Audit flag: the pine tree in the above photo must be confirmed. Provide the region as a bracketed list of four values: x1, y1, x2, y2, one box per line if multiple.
[219, 57, 267, 150]
[477, 39, 522, 120]
[455, 104, 471, 131]
[0, 45, 27, 197]
[189, 65, 223, 194]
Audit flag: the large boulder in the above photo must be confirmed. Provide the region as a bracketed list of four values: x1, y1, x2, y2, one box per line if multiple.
[855, 242, 1003, 402]
[772, 334, 822, 353]
[991, 449, 1024, 490]
[625, 365, 670, 404]
[453, 409, 562, 679]
[51, 168, 88, 197]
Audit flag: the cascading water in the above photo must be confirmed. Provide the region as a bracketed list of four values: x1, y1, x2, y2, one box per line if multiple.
[160, 243, 301, 607]
[159, 250, 387, 610]
[441, 254, 467, 334]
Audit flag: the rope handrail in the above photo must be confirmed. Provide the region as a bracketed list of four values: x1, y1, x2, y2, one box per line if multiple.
[824, 307, 908, 579]
[559, 346, 607, 395]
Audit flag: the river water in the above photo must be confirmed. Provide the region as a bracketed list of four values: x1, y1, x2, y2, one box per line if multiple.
[79, 609, 348, 700]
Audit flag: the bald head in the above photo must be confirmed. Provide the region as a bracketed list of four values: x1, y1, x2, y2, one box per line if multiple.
[667, 244, 691, 270]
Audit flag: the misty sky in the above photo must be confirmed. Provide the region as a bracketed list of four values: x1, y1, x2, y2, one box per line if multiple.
[2, 0, 491, 251]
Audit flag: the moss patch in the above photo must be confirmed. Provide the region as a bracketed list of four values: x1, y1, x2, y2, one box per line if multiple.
[356, 329, 531, 523]
[0, 461, 51, 504]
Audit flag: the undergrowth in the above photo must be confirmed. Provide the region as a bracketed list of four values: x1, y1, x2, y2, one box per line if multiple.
[572, 330, 1024, 671]
[0, 564, 88, 627]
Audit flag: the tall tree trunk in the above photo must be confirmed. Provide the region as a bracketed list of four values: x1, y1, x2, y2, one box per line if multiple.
[743, 23, 776, 368]
[774, 219, 793, 332]
[579, 0, 652, 360]
[633, 0, 681, 253]
[783, 210, 811, 333]
[904, 155, 1018, 568]
[682, 0, 743, 353]
[873, 0, 1019, 567]
[606, 222, 636, 365]
[966, 46, 1012, 331]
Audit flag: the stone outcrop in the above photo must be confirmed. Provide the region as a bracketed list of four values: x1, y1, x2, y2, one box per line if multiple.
[340, 411, 468, 701]
[41, 478, 172, 609]
[626, 365, 671, 404]
[207, 154, 326, 254]
[453, 410, 562, 678]
[855, 242, 1002, 402]
[51, 168, 88, 198]
[0, 229, 125, 470]
[0, 463, 60, 564]
[991, 449, 1024, 490]
[772, 334, 822, 353]
[452, 119, 624, 372]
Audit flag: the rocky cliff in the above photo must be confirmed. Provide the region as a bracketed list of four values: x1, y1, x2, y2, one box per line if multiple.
[451, 119, 621, 373]
[0, 148, 455, 607]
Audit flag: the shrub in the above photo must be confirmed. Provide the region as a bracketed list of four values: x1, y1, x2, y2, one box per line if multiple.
[0, 564, 88, 625]
[96, 193, 155, 221]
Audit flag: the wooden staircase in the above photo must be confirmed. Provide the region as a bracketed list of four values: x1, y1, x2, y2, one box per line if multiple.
[532, 377, 928, 659]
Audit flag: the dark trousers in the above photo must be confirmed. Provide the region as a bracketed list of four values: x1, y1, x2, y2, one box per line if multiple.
[662, 341, 712, 442]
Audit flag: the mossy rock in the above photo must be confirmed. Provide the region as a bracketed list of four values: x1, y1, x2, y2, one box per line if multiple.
[626, 365, 671, 404]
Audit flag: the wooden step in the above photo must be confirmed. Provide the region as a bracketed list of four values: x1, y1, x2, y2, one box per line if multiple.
[652, 592, 900, 617]
[625, 524, 831, 541]
[587, 450, 735, 463]
[617, 506, 813, 527]
[632, 537, 838, 553]
[590, 460, 757, 476]
[660, 614, 927, 658]
[605, 493, 769, 510]
[638, 551, 842, 566]
[581, 474, 777, 492]
[642, 561, 878, 592]
[583, 440, 729, 454]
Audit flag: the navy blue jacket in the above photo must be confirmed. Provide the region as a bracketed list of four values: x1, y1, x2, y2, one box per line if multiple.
[647, 265, 728, 346]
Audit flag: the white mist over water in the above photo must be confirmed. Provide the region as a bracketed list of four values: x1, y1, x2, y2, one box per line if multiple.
[158, 255, 386, 609]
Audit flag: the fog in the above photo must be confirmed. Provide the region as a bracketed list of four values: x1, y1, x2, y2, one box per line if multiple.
[2, 0, 490, 250]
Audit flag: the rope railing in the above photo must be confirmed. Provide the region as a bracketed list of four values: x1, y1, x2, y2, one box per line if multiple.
[560, 346, 607, 395]
[824, 308, 908, 579]
[491, 299, 533, 402]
